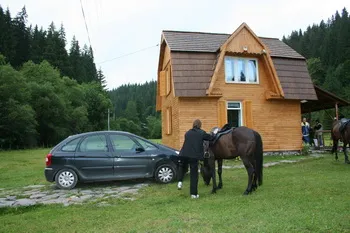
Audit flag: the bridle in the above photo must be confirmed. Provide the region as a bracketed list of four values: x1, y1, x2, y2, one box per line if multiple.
[204, 149, 211, 159]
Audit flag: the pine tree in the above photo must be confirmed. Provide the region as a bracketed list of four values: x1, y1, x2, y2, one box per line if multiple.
[68, 36, 85, 82]
[81, 45, 97, 82]
[29, 25, 46, 63]
[97, 68, 107, 89]
[0, 7, 16, 64]
[12, 6, 30, 67]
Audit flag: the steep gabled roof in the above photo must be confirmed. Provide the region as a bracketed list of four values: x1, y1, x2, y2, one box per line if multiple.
[163, 30, 305, 59]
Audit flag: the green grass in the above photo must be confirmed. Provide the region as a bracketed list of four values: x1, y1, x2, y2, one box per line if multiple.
[150, 138, 162, 144]
[0, 148, 49, 189]
[0, 150, 350, 232]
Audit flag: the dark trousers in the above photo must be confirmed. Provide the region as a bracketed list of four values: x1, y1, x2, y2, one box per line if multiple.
[178, 157, 199, 195]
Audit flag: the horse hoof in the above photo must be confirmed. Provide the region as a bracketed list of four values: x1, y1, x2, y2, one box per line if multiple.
[243, 191, 249, 195]
[211, 190, 217, 194]
[345, 161, 350, 164]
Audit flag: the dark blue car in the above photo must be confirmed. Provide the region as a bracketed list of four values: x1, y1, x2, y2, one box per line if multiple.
[45, 131, 180, 189]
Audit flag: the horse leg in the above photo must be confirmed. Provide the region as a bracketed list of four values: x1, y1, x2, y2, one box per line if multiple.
[242, 157, 254, 195]
[332, 139, 338, 161]
[344, 143, 350, 164]
[217, 159, 223, 189]
[209, 157, 217, 194]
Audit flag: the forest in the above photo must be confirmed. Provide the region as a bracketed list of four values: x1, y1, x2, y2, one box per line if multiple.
[283, 7, 350, 129]
[0, 5, 160, 149]
[0, 5, 349, 149]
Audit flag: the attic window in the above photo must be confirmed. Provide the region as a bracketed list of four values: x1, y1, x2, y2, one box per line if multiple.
[224, 57, 258, 84]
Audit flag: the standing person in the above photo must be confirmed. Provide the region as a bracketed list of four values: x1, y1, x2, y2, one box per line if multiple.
[301, 117, 311, 145]
[177, 119, 214, 199]
[314, 119, 323, 147]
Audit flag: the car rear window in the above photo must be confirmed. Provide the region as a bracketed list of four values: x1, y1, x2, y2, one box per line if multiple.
[61, 137, 81, 152]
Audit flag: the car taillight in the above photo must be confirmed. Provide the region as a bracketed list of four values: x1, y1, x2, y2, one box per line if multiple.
[46, 153, 52, 166]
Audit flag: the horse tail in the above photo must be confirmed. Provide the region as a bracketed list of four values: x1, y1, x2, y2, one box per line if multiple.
[253, 131, 263, 186]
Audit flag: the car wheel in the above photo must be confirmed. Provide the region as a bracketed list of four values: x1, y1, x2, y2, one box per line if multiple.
[155, 164, 176, 184]
[55, 168, 78, 190]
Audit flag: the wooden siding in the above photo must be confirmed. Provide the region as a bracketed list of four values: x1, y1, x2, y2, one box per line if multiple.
[212, 56, 302, 151]
[176, 98, 219, 150]
[165, 107, 172, 134]
[243, 100, 253, 128]
[159, 71, 166, 96]
[159, 45, 181, 149]
[161, 97, 180, 149]
[225, 27, 264, 54]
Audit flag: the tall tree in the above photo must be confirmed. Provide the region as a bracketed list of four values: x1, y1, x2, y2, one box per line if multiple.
[68, 36, 85, 82]
[81, 45, 97, 82]
[0, 62, 37, 149]
[97, 67, 107, 89]
[43, 22, 69, 76]
[12, 6, 30, 67]
[0, 7, 16, 64]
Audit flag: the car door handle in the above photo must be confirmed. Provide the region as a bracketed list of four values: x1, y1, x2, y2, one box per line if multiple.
[76, 155, 87, 158]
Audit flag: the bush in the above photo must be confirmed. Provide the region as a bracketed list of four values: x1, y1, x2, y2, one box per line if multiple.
[301, 143, 311, 156]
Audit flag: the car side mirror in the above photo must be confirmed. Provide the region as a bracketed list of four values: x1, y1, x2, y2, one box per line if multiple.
[135, 147, 145, 153]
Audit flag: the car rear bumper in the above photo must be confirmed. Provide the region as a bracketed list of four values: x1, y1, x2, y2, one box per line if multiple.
[44, 167, 55, 182]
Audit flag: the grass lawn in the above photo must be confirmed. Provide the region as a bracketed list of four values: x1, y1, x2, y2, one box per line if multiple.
[0, 149, 350, 232]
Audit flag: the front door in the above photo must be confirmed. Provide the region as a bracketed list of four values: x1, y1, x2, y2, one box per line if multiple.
[109, 134, 152, 178]
[227, 102, 242, 127]
[74, 134, 114, 180]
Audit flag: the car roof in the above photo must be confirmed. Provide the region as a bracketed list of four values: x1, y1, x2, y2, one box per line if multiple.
[67, 130, 136, 139]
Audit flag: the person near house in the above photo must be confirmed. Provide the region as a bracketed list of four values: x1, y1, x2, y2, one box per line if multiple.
[177, 119, 214, 199]
[314, 119, 323, 147]
[301, 117, 311, 145]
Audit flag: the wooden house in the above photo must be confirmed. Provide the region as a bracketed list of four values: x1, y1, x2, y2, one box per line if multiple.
[156, 23, 321, 152]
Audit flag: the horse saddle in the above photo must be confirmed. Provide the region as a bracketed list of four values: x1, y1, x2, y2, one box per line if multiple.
[339, 118, 350, 133]
[211, 124, 234, 145]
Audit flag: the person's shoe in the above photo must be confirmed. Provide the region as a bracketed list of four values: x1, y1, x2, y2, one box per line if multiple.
[191, 194, 199, 199]
[177, 182, 182, 190]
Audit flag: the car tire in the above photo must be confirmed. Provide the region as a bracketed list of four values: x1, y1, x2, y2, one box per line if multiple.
[155, 164, 176, 184]
[55, 168, 78, 190]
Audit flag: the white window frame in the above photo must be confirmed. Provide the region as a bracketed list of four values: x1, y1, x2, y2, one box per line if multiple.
[224, 56, 259, 84]
[227, 101, 243, 127]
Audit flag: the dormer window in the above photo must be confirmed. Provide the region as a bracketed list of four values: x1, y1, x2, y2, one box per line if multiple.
[224, 57, 258, 84]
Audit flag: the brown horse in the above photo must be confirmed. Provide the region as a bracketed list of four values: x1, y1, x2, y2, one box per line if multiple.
[200, 126, 263, 195]
[331, 119, 350, 163]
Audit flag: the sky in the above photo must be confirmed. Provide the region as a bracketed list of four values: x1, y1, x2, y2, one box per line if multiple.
[1, 0, 349, 90]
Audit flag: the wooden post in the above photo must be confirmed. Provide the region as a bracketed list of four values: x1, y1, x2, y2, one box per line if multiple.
[335, 102, 339, 120]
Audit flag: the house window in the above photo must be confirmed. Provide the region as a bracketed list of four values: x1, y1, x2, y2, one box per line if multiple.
[224, 57, 258, 83]
[227, 102, 242, 127]
[166, 107, 172, 135]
